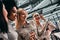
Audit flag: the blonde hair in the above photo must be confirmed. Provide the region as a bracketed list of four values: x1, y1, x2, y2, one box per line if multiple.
[17, 8, 25, 15]
[16, 8, 28, 29]
[32, 12, 39, 18]
[16, 8, 24, 29]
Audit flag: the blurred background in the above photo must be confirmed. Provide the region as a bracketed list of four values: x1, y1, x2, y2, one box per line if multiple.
[14, 0, 60, 28]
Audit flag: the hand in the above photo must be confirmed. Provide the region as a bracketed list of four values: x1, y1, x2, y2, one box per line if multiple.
[30, 32, 35, 40]
[30, 37, 34, 40]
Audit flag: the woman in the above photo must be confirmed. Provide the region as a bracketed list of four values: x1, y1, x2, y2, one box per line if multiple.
[3, 0, 18, 40]
[0, 1, 9, 40]
[32, 12, 56, 40]
[31, 12, 53, 40]
[16, 8, 38, 40]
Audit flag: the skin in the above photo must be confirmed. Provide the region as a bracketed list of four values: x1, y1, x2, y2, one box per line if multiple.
[33, 13, 43, 27]
[19, 10, 27, 22]
[3, 4, 8, 23]
[16, 8, 36, 40]
[17, 8, 28, 26]
[8, 6, 17, 21]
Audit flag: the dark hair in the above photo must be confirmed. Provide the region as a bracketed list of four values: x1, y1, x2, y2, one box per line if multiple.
[0, 1, 8, 33]
[3, 0, 17, 16]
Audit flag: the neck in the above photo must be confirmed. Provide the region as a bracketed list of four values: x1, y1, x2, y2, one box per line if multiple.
[35, 20, 40, 26]
[19, 20, 26, 25]
[8, 16, 13, 21]
[35, 20, 43, 27]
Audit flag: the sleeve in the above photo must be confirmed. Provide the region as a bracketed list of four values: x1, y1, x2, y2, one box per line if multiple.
[48, 21, 56, 31]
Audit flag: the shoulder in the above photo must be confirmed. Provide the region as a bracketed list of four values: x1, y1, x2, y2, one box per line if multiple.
[29, 20, 34, 24]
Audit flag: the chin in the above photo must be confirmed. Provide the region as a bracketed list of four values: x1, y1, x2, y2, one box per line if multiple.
[11, 20, 14, 21]
[21, 19, 25, 21]
[11, 19, 15, 21]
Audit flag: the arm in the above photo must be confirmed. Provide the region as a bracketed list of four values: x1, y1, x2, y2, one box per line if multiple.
[48, 21, 56, 31]
[40, 14, 46, 21]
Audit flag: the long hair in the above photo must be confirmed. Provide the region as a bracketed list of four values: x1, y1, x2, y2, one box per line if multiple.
[3, 0, 17, 16]
[0, 1, 8, 33]
[16, 8, 23, 29]
[16, 8, 27, 29]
